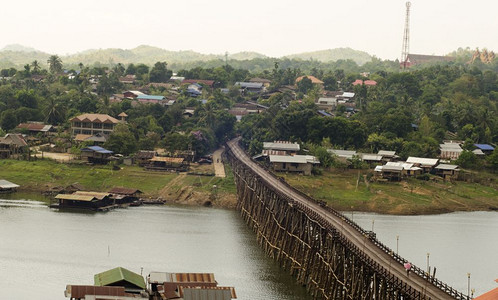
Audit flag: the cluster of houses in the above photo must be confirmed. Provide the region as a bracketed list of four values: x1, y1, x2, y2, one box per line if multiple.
[64, 267, 237, 300]
[252, 139, 495, 181]
[439, 141, 495, 159]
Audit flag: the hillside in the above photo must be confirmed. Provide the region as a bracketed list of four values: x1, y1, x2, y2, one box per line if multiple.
[284, 48, 372, 65]
[0, 44, 371, 68]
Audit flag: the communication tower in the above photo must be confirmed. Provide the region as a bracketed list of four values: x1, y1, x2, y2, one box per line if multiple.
[401, 2, 411, 68]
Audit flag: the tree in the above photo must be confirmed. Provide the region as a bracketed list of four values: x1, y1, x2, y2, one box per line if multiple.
[149, 62, 172, 83]
[486, 150, 498, 171]
[31, 60, 41, 74]
[297, 76, 313, 94]
[456, 151, 478, 169]
[47, 55, 63, 74]
[104, 123, 137, 155]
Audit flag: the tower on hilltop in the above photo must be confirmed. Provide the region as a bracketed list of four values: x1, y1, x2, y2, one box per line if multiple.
[401, 2, 411, 69]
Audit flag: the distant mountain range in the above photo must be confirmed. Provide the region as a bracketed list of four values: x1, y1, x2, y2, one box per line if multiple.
[0, 44, 373, 69]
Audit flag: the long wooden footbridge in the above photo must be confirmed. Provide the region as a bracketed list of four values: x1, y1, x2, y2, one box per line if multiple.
[226, 138, 469, 300]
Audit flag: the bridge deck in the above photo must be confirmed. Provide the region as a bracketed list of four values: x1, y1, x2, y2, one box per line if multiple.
[228, 138, 457, 300]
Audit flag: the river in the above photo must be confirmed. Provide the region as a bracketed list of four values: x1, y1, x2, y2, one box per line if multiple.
[0, 193, 496, 299]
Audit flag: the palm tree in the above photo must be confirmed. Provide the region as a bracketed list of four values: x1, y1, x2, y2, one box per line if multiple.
[47, 55, 63, 74]
[31, 60, 41, 74]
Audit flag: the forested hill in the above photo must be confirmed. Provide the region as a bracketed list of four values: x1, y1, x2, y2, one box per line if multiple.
[0, 44, 373, 69]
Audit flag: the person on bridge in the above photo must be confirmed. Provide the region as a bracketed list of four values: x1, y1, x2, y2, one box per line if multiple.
[404, 262, 412, 276]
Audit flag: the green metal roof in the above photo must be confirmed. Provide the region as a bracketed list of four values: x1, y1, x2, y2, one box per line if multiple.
[94, 267, 146, 290]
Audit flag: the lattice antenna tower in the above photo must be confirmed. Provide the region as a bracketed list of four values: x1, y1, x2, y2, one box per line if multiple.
[401, 1, 411, 68]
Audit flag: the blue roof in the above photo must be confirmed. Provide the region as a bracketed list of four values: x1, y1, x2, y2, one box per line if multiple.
[474, 144, 494, 151]
[82, 146, 113, 154]
[317, 110, 332, 117]
[137, 95, 165, 100]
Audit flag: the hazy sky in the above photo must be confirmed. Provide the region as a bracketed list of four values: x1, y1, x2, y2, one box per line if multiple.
[1, 0, 497, 60]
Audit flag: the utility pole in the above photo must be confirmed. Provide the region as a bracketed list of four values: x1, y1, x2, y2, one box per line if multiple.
[401, 2, 411, 69]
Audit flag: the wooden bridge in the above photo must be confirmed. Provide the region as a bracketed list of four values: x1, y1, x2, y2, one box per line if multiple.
[226, 138, 469, 300]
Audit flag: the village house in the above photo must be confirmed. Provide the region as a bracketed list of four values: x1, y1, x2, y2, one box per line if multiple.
[134, 150, 157, 166]
[474, 144, 495, 155]
[80, 145, 114, 164]
[146, 156, 188, 172]
[435, 164, 460, 180]
[378, 150, 398, 162]
[108, 187, 143, 204]
[295, 75, 324, 87]
[328, 149, 357, 163]
[16, 122, 54, 135]
[70, 113, 120, 137]
[53, 191, 113, 210]
[263, 141, 300, 156]
[406, 157, 440, 173]
[0, 179, 20, 193]
[123, 90, 145, 98]
[64, 285, 145, 300]
[119, 74, 136, 84]
[181, 79, 215, 88]
[440, 142, 463, 160]
[269, 155, 319, 176]
[361, 154, 383, 165]
[235, 82, 264, 94]
[0, 133, 28, 159]
[249, 77, 272, 87]
[374, 162, 422, 181]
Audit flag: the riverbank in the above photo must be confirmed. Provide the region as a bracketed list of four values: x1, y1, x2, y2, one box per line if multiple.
[0, 159, 237, 209]
[2, 159, 497, 214]
[280, 169, 498, 215]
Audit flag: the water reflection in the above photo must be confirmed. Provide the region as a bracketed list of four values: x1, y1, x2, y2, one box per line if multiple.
[0, 194, 310, 300]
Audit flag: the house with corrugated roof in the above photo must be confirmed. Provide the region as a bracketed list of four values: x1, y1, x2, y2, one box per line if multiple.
[435, 164, 460, 180]
[16, 122, 54, 135]
[406, 157, 440, 173]
[269, 155, 319, 176]
[80, 146, 114, 164]
[440, 142, 463, 160]
[474, 144, 495, 155]
[0, 179, 20, 193]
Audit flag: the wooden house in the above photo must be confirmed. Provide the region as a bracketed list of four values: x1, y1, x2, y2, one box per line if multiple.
[135, 150, 157, 166]
[146, 156, 188, 172]
[0, 134, 28, 158]
[0, 179, 20, 193]
[80, 146, 114, 164]
[435, 164, 460, 180]
[108, 187, 142, 204]
[269, 155, 319, 176]
[378, 150, 397, 162]
[406, 157, 439, 173]
[53, 191, 112, 210]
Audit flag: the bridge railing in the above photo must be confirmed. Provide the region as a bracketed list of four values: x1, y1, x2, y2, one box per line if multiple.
[228, 140, 471, 300]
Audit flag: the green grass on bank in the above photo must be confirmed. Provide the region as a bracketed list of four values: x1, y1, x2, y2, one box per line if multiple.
[0, 159, 175, 195]
[0, 159, 237, 198]
[280, 169, 498, 214]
